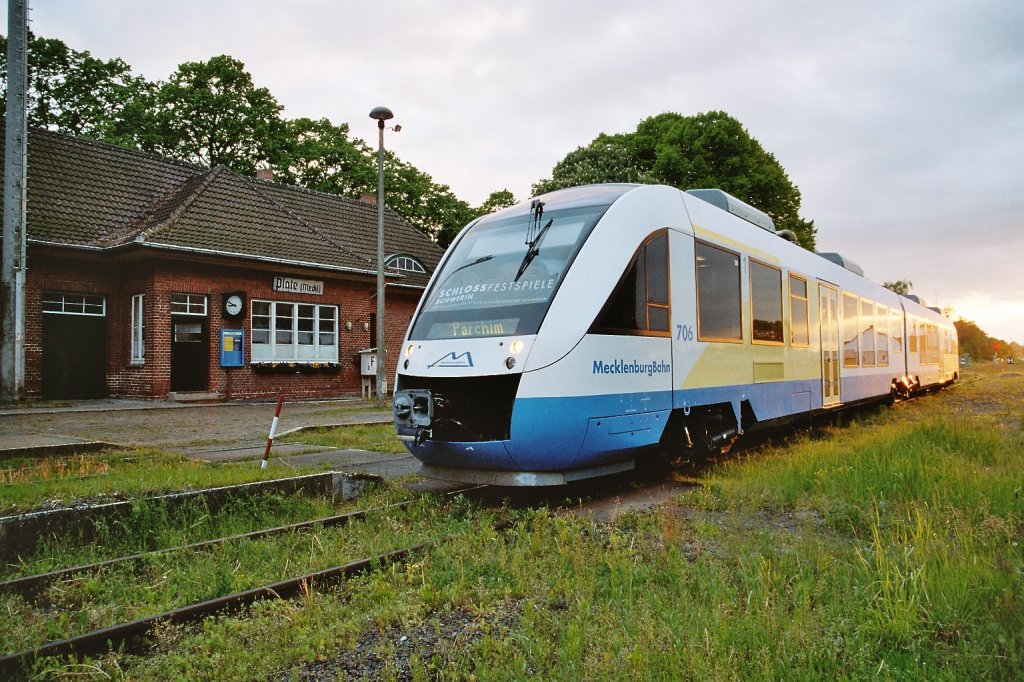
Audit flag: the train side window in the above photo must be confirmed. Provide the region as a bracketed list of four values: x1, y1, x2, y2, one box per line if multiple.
[908, 318, 918, 353]
[842, 293, 860, 367]
[924, 323, 939, 364]
[891, 309, 903, 354]
[750, 259, 784, 344]
[861, 299, 876, 366]
[877, 305, 889, 366]
[695, 240, 742, 342]
[789, 273, 810, 346]
[592, 231, 670, 335]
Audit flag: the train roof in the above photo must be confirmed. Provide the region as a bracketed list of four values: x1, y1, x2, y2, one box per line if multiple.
[685, 189, 776, 232]
[532, 183, 640, 210]
[816, 252, 865, 277]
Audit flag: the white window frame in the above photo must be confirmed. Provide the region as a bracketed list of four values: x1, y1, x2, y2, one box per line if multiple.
[170, 293, 208, 316]
[386, 254, 427, 274]
[131, 293, 145, 364]
[42, 292, 106, 316]
[251, 299, 338, 363]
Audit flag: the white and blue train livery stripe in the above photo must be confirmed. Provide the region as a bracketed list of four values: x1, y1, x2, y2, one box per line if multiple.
[393, 183, 958, 485]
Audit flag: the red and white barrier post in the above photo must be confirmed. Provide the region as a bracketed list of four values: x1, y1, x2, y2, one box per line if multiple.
[261, 395, 285, 470]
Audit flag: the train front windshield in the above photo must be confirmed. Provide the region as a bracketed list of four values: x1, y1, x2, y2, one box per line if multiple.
[410, 203, 610, 340]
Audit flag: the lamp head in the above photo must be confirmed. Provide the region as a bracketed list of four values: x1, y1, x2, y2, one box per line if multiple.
[369, 106, 394, 122]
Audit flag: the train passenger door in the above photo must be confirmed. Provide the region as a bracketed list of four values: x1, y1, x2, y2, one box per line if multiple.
[819, 283, 841, 406]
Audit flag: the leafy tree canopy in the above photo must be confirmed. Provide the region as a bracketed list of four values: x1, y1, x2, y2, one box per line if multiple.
[955, 318, 1020, 361]
[533, 111, 816, 249]
[146, 55, 287, 174]
[478, 189, 516, 215]
[882, 280, 914, 295]
[275, 117, 376, 196]
[1, 32, 152, 145]
[2, 33, 506, 248]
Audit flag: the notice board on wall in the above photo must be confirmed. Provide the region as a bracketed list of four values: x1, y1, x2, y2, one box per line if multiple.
[220, 329, 244, 367]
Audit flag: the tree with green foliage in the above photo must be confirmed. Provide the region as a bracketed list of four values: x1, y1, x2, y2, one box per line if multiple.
[953, 317, 1013, 361]
[273, 117, 376, 196]
[532, 135, 656, 189]
[477, 189, 516, 216]
[534, 111, 816, 249]
[146, 55, 288, 175]
[383, 155, 476, 247]
[882, 280, 914, 295]
[0, 32, 152, 145]
[3, 33, 517, 248]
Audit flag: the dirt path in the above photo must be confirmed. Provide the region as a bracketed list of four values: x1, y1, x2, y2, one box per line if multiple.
[0, 399, 391, 452]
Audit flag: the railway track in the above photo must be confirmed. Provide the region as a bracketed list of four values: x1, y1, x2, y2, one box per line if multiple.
[1, 461, 695, 678]
[0, 500, 412, 599]
[0, 483, 492, 679]
[4, 419, 831, 681]
[0, 542, 437, 678]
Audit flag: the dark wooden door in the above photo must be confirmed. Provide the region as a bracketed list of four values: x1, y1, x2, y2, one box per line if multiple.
[171, 317, 208, 391]
[42, 314, 107, 399]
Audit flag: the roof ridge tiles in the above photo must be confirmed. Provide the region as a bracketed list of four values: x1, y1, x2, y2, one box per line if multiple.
[33, 126, 204, 174]
[14, 124, 444, 278]
[240, 174, 377, 268]
[136, 166, 228, 244]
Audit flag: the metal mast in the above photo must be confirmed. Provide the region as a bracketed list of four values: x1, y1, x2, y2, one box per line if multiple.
[2, 0, 30, 401]
[369, 106, 394, 401]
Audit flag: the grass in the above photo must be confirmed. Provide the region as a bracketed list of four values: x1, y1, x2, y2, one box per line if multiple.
[0, 448, 332, 515]
[11, 364, 1024, 680]
[1, 417, 403, 515]
[2, 490, 462, 655]
[279, 423, 408, 455]
[1, 490, 350, 580]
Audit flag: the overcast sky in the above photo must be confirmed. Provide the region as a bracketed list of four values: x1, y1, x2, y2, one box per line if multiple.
[10, 0, 1024, 344]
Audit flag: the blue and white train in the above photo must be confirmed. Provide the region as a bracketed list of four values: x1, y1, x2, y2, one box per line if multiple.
[392, 184, 958, 485]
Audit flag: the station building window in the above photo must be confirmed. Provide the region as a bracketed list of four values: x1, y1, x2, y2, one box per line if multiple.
[42, 292, 106, 316]
[251, 300, 338, 363]
[170, 293, 208, 316]
[695, 240, 742, 342]
[130, 294, 145, 364]
[386, 255, 427, 274]
[789, 274, 809, 347]
[842, 293, 860, 367]
[593, 231, 670, 335]
[750, 260, 783, 344]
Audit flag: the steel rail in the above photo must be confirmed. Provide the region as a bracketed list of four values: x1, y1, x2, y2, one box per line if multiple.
[2, 512, 508, 679]
[1, 485, 483, 598]
[0, 541, 434, 678]
[0, 500, 412, 598]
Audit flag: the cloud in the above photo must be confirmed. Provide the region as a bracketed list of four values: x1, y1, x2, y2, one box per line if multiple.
[13, 0, 1024, 343]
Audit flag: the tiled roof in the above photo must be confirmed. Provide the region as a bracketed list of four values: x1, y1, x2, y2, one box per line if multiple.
[2, 123, 445, 286]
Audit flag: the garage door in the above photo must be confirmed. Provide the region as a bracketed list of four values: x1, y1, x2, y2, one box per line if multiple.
[42, 292, 107, 399]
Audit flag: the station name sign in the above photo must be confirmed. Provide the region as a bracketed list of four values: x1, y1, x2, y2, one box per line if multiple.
[273, 276, 324, 296]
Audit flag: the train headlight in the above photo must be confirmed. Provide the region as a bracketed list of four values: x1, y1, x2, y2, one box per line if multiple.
[509, 339, 524, 354]
[505, 356, 517, 369]
[405, 344, 415, 357]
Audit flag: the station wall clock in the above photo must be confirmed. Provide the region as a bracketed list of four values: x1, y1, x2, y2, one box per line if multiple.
[222, 292, 246, 319]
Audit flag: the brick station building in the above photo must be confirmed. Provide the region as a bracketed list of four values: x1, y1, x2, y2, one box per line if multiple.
[0, 125, 445, 401]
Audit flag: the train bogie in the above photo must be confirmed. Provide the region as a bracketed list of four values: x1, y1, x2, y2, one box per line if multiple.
[393, 184, 958, 485]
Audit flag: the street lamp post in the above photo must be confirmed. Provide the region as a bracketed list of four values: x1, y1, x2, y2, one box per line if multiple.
[369, 106, 393, 401]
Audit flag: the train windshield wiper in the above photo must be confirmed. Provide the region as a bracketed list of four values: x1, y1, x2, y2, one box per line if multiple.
[515, 198, 553, 282]
[434, 254, 494, 291]
[514, 218, 552, 281]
